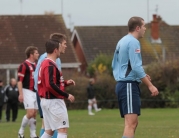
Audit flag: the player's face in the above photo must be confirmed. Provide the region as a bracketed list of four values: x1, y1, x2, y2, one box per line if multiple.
[32, 50, 39, 61]
[138, 20, 146, 38]
[59, 40, 67, 54]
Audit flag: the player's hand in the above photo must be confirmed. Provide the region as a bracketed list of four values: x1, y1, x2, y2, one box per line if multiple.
[146, 74, 151, 81]
[68, 94, 75, 103]
[148, 85, 159, 96]
[18, 94, 23, 103]
[67, 79, 75, 86]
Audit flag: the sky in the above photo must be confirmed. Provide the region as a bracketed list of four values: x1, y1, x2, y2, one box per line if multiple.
[0, 0, 179, 29]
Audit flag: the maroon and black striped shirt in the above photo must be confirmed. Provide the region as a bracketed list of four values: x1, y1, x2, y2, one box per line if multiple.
[18, 60, 36, 91]
[38, 58, 69, 99]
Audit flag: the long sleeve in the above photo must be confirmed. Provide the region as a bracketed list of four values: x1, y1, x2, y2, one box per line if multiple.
[44, 66, 69, 98]
[34, 53, 47, 91]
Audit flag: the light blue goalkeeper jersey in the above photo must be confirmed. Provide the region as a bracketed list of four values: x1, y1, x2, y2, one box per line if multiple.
[112, 34, 146, 82]
[34, 53, 61, 91]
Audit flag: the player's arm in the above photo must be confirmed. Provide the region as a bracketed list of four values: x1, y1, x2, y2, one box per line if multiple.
[64, 79, 75, 86]
[128, 40, 146, 79]
[141, 77, 159, 96]
[129, 41, 159, 96]
[17, 63, 26, 103]
[34, 53, 46, 91]
[17, 81, 23, 102]
[44, 66, 69, 98]
[112, 42, 121, 80]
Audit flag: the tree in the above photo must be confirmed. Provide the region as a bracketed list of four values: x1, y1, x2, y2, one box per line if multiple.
[87, 53, 113, 77]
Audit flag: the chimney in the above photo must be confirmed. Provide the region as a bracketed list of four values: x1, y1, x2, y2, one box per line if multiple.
[151, 14, 159, 40]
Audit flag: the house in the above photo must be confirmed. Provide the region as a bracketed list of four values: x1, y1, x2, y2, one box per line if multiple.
[71, 26, 128, 73]
[71, 15, 179, 73]
[0, 14, 80, 84]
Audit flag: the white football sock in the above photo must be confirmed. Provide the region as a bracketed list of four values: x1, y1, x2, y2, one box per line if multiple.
[41, 132, 52, 138]
[57, 133, 67, 138]
[88, 105, 92, 113]
[18, 115, 29, 134]
[29, 118, 37, 137]
[93, 103, 98, 111]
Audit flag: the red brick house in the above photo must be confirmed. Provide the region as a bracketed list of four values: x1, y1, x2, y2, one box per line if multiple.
[71, 14, 179, 73]
[0, 14, 80, 84]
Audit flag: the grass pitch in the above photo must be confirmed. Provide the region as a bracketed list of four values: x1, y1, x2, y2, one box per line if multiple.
[0, 108, 178, 138]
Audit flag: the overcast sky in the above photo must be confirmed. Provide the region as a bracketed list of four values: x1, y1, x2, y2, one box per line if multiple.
[0, 0, 178, 28]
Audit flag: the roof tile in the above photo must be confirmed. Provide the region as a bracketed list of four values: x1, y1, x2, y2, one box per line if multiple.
[0, 15, 78, 64]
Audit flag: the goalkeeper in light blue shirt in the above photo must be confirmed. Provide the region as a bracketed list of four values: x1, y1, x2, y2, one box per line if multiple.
[112, 16, 159, 138]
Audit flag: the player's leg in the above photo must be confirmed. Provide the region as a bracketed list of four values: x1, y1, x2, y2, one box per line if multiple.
[37, 104, 58, 138]
[19, 89, 39, 138]
[18, 109, 36, 137]
[18, 89, 32, 137]
[92, 98, 101, 112]
[36, 91, 45, 137]
[28, 109, 38, 138]
[123, 114, 138, 137]
[40, 98, 53, 138]
[52, 130, 58, 138]
[40, 119, 59, 138]
[36, 91, 58, 138]
[41, 131, 53, 138]
[88, 99, 95, 115]
[121, 82, 141, 138]
[57, 128, 67, 138]
[49, 99, 69, 138]
[29, 91, 40, 138]
[18, 109, 38, 138]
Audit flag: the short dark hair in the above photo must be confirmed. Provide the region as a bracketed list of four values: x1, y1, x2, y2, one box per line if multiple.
[25, 46, 38, 58]
[128, 17, 144, 32]
[45, 39, 59, 54]
[50, 33, 66, 44]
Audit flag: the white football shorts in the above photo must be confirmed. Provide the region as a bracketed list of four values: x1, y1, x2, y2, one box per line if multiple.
[41, 98, 69, 131]
[88, 98, 97, 104]
[22, 88, 38, 109]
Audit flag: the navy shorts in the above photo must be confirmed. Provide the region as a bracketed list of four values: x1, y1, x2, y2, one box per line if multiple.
[115, 81, 141, 118]
[36, 91, 43, 118]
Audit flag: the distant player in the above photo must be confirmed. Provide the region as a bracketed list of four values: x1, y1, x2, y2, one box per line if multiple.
[87, 78, 101, 115]
[17, 46, 39, 138]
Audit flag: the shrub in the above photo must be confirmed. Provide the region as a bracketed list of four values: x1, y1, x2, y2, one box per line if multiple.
[64, 72, 117, 109]
[64, 73, 89, 109]
[140, 59, 179, 108]
[87, 53, 113, 77]
[93, 74, 117, 109]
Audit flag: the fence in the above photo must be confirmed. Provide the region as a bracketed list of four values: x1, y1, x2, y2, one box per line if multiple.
[48, 99, 179, 109]
[2, 98, 179, 110]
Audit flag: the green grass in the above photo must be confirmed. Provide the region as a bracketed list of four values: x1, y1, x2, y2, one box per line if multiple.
[0, 109, 179, 138]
